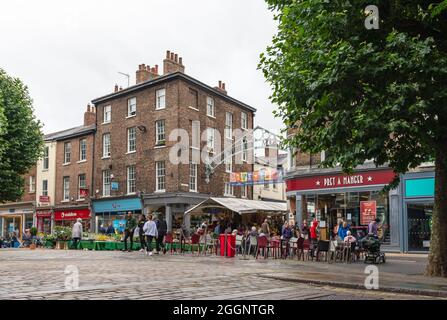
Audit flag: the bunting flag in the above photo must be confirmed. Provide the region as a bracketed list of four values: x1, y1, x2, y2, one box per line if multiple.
[229, 169, 284, 186]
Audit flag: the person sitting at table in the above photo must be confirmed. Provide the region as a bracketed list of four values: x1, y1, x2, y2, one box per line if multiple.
[106, 224, 115, 235]
[343, 231, 357, 244]
[248, 226, 258, 237]
[337, 221, 350, 241]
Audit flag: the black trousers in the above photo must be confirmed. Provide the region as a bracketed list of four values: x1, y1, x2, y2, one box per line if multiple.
[124, 229, 134, 250]
[72, 237, 81, 249]
[146, 235, 155, 252]
[156, 233, 166, 252]
[139, 229, 147, 249]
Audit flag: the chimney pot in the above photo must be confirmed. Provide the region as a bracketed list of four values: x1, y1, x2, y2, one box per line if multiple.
[87, 104, 91, 112]
[222, 83, 226, 90]
[174, 54, 178, 62]
[166, 50, 171, 59]
[155, 64, 159, 74]
[114, 84, 119, 92]
[218, 80, 222, 88]
[179, 57, 183, 65]
[170, 52, 175, 60]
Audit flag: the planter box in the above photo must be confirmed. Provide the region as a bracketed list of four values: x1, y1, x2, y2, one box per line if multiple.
[55, 241, 68, 250]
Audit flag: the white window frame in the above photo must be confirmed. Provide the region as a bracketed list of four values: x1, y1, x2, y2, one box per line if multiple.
[189, 162, 198, 192]
[103, 105, 111, 124]
[242, 137, 248, 162]
[29, 176, 36, 193]
[206, 97, 215, 117]
[127, 165, 136, 195]
[191, 120, 200, 149]
[42, 180, 48, 196]
[102, 170, 111, 197]
[225, 112, 233, 139]
[79, 139, 87, 161]
[78, 174, 86, 199]
[63, 176, 70, 201]
[156, 89, 166, 110]
[241, 112, 248, 130]
[241, 185, 247, 198]
[127, 97, 136, 117]
[127, 127, 136, 153]
[155, 161, 166, 192]
[103, 133, 111, 158]
[207, 128, 215, 153]
[155, 120, 166, 145]
[64, 142, 71, 164]
[225, 150, 232, 173]
[224, 182, 234, 196]
[43, 146, 49, 170]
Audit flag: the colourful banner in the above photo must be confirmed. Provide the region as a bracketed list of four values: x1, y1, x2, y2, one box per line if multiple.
[229, 169, 284, 186]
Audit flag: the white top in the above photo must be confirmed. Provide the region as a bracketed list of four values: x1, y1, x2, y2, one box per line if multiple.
[143, 220, 158, 237]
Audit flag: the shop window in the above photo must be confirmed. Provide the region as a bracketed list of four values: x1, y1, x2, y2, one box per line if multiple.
[407, 203, 433, 251]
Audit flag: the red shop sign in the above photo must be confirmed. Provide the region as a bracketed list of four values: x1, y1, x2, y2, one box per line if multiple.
[79, 188, 89, 198]
[36, 211, 52, 218]
[360, 201, 377, 225]
[54, 209, 91, 221]
[286, 169, 396, 192]
[39, 195, 50, 203]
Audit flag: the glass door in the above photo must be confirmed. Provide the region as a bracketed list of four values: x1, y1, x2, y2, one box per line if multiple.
[407, 203, 433, 251]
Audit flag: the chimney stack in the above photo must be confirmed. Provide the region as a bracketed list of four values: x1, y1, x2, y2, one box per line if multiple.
[214, 80, 227, 94]
[136, 62, 160, 84]
[114, 84, 119, 92]
[84, 103, 96, 126]
[163, 49, 185, 75]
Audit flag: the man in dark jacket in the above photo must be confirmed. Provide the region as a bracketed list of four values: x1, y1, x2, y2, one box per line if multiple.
[155, 215, 168, 254]
[138, 214, 147, 252]
[123, 212, 137, 252]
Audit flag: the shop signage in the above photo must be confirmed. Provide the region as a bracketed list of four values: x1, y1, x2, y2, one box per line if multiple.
[360, 200, 377, 225]
[36, 211, 52, 218]
[79, 188, 89, 198]
[111, 182, 119, 191]
[54, 209, 91, 221]
[229, 169, 283, 186]
[39, 195, 50, 203]
[286, 169, 395, 192]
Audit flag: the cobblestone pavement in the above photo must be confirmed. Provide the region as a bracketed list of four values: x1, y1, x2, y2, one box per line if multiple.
[0, 249, 435, 300]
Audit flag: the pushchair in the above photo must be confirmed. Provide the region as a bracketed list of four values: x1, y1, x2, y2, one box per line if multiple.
[360, 234, 385, 264]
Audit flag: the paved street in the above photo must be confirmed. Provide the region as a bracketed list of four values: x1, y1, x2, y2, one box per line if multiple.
[0, 249, 440, 300]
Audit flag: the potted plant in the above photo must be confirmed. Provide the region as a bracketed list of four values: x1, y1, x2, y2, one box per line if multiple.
[43, 234, 56, 248]
[54, 226, 72, 250]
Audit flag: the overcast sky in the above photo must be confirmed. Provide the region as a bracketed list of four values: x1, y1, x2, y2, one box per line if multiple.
[1, 0, 282, 136]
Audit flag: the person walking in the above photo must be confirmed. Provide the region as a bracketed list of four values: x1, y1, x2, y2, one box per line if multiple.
[123, 212, 137, 252]
[138, 214, 147, 252]
[309, 219, 319, 259]
[155, 215, 168, 254]
[72, 218, 83, 250]
[143, 215, 158, 256]
[261, 219, 271, 237]
[301, 219, 309, 239]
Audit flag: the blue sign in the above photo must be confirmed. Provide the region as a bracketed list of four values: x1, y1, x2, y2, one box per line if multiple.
[113, 219, 126, 233]
[111, 182, 119, 190]
[92, 197, 142, 213]
[405, 178, 435, 198]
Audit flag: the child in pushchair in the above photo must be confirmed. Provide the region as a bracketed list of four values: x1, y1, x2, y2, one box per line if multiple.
[360, 234, 386, 264]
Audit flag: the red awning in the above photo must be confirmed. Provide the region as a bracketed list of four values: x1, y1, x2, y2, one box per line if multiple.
[54, 209, 91, 221]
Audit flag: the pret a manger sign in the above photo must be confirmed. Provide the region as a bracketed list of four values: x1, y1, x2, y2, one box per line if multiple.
[286, 169, 396, 192]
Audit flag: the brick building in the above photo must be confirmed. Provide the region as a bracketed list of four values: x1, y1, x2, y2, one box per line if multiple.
[90, 50, 256, 232]
[47, 106, 96, 230]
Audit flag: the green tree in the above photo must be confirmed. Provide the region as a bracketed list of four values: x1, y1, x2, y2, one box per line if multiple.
[0, 68, 44, 202]
[260, 0, 447, 276]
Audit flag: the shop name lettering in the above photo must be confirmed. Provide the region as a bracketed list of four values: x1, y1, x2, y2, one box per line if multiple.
[61, 212, 78, 218]
[317, 175, 373, 187]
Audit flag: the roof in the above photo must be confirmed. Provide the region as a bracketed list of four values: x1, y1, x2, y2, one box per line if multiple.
[185, 197, 287, 215]
[44, 124, 96, 141]
[91, 72, 256, 113]
[255, 153, 288, 167]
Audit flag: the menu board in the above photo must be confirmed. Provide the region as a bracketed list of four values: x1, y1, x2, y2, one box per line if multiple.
[360, 201, 377, 225]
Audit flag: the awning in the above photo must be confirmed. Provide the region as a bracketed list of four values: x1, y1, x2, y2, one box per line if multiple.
[185, 197, 287, 216]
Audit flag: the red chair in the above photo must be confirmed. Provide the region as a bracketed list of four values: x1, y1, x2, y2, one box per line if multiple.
[267, 238, 281, 259]
[164, 233, 174, 254]
[302, 239, 311, 261]
[256, 236, 268, 259]
[190, 233, 201, 255]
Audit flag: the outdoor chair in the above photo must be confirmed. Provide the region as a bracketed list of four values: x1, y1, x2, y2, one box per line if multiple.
[267, 237, 281, 259]
[256, 236, 268, 259]
[235, 235, 244, 255]
[316, 240, 330, 262]
[288, 237, 298, 259]
[247, 235, 258, 257]
[164, 233, 175, 254]
[190, 233, 201, 255]
[328, 240, 338, 264]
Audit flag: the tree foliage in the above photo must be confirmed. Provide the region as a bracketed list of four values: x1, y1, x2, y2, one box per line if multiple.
[0, 68, 44, 202]
[260, 0, 447, 276]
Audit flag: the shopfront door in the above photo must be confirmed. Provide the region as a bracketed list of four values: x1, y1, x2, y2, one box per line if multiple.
[407, 203, 433, 251]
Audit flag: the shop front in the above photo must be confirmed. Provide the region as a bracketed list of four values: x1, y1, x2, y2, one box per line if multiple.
[401, 169, 435, 252]
[54, 208, 92, 231]
[285, 167, 401, 249]
[92, 197, 142, 234]
[0, 203, 35, 239]
[35, 209, 53, 234]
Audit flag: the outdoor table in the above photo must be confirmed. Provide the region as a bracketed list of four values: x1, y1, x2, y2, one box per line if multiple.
[79, 240, 95, 250]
